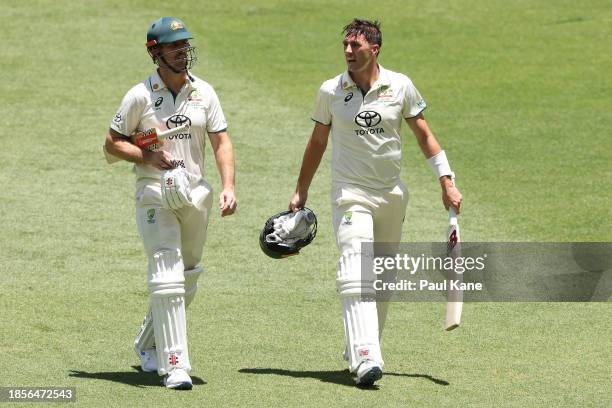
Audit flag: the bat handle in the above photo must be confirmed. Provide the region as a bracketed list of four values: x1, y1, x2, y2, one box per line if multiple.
[448, 172, 458, 224]
[157, 124, 189, 140]
[448, 207, 458, 225]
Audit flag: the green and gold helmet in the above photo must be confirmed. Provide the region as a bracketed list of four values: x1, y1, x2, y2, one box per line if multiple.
[146, 17, 193, 48]
[146, 17, 197, 72]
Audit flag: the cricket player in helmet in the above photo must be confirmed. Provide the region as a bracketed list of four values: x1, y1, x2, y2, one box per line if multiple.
[289, 19, 462, 386]
[105, 17, 237, 389]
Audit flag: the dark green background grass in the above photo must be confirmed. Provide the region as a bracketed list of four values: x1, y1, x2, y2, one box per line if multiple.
[0, 1, 610, 406]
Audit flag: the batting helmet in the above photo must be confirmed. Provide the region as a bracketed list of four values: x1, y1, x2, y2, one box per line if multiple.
[146, 17, 197, 71]
[146, 17, 193, 48]
[260, 208, 318, 259]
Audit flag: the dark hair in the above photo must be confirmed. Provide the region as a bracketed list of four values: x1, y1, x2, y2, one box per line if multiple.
[342, 18, 382, 51]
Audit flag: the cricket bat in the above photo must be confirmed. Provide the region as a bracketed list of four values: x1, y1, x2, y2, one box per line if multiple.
[103, 125, 189, 164]
[445, 205, 463, 331]
[446, 174, 463, 331]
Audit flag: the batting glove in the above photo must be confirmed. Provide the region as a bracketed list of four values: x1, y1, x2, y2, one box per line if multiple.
[161, 168, 192, 210]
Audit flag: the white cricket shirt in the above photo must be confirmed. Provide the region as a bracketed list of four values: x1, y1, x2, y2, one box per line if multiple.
[312, 65, 426, 191]
[110, 70, 227, 182]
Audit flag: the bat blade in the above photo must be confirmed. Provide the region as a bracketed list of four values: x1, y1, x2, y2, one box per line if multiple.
[132, 125, 189, 149]
[445, 207, 463, 331]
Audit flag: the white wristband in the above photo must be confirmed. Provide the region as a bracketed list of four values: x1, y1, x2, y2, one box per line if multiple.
[427, 150, 453, 179]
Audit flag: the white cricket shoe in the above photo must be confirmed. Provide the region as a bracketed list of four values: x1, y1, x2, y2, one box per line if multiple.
[355, 360, 383, 386]
[135, 348, 158, 373]
[164, 368, 193, 390]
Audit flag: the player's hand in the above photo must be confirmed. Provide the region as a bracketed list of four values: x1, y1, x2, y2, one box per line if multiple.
[219, 188, 237, 217]
[289, 190, 307, 212]
[143, 150, 175, 170]
[441, 178, 462, 213]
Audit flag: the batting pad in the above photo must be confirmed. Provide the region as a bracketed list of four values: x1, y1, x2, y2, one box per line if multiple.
[184, 265, 203, 308]
[374, 257, 398, 342]
[336, 250, 383, 373]
[148, 249, 190, 375]
[134, 265, 203, 353]
[134, 309, 155, 352]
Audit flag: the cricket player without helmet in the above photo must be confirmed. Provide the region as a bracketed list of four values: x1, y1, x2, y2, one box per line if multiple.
[104, 16, 237, 390]
[288, 18, 462, 387]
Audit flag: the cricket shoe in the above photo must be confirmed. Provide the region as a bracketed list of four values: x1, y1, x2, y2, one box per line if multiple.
[163, 368, 192, 390]
[355, 360, 383, 387]
[135, 347, 158, 373]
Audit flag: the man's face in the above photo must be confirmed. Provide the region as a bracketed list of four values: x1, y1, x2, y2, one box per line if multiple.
[157, 40, 191, 71]
[343, 34, 378, 73]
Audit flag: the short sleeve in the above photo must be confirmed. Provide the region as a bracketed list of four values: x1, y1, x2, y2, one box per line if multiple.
[402, 79, 427, 119]
[311, 84, 332, 125]
[206, 88, 228, 133]
[109, 88, 144, 137]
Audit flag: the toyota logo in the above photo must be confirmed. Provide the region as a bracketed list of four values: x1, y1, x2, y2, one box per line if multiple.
[166, 114, 191, 129]
[354, 111, 381, 127]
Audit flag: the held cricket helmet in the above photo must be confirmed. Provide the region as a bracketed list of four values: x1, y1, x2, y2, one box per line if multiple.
[146, 17, 197, 71]
[260, 209, 318, 259]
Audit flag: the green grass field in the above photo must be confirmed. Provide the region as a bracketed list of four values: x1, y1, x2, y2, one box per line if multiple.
[1, 0, 610, 406]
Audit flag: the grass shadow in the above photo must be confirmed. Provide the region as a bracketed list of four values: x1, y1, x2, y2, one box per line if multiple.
[385, 372, 450, 386]
[68, 366, 206, 388]
[239, 368, 449, 388]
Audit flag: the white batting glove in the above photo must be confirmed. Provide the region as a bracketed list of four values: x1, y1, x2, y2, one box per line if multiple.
[269, 210, 315, 242]
[161, 168, 192, 210]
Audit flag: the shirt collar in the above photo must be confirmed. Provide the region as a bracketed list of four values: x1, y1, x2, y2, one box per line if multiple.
[149, 70, 196, 92]
[375, 65, 391, 90]
[340, 71, 357, 90]
[149, 70, 166, 92]
[340, 64, 391, 92]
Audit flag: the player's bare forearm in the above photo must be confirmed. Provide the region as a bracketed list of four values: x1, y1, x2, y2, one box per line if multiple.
[105, 128, 174, 169]
[209, 131, 237, 216]
[406, 114, 462, 211]
[209, 131, 235, 190]
[105, 129, 145, 162]
[295, 122, 330, 193]
[406, 113, 442, 159]
[290, 122, 330, 211]
[408, 113, 449, 182]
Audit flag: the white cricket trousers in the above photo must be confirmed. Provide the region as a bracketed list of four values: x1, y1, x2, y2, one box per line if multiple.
[135, 181, 212, 269]
[132, 179, 212, 375]
[331, 182, 408, 373]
